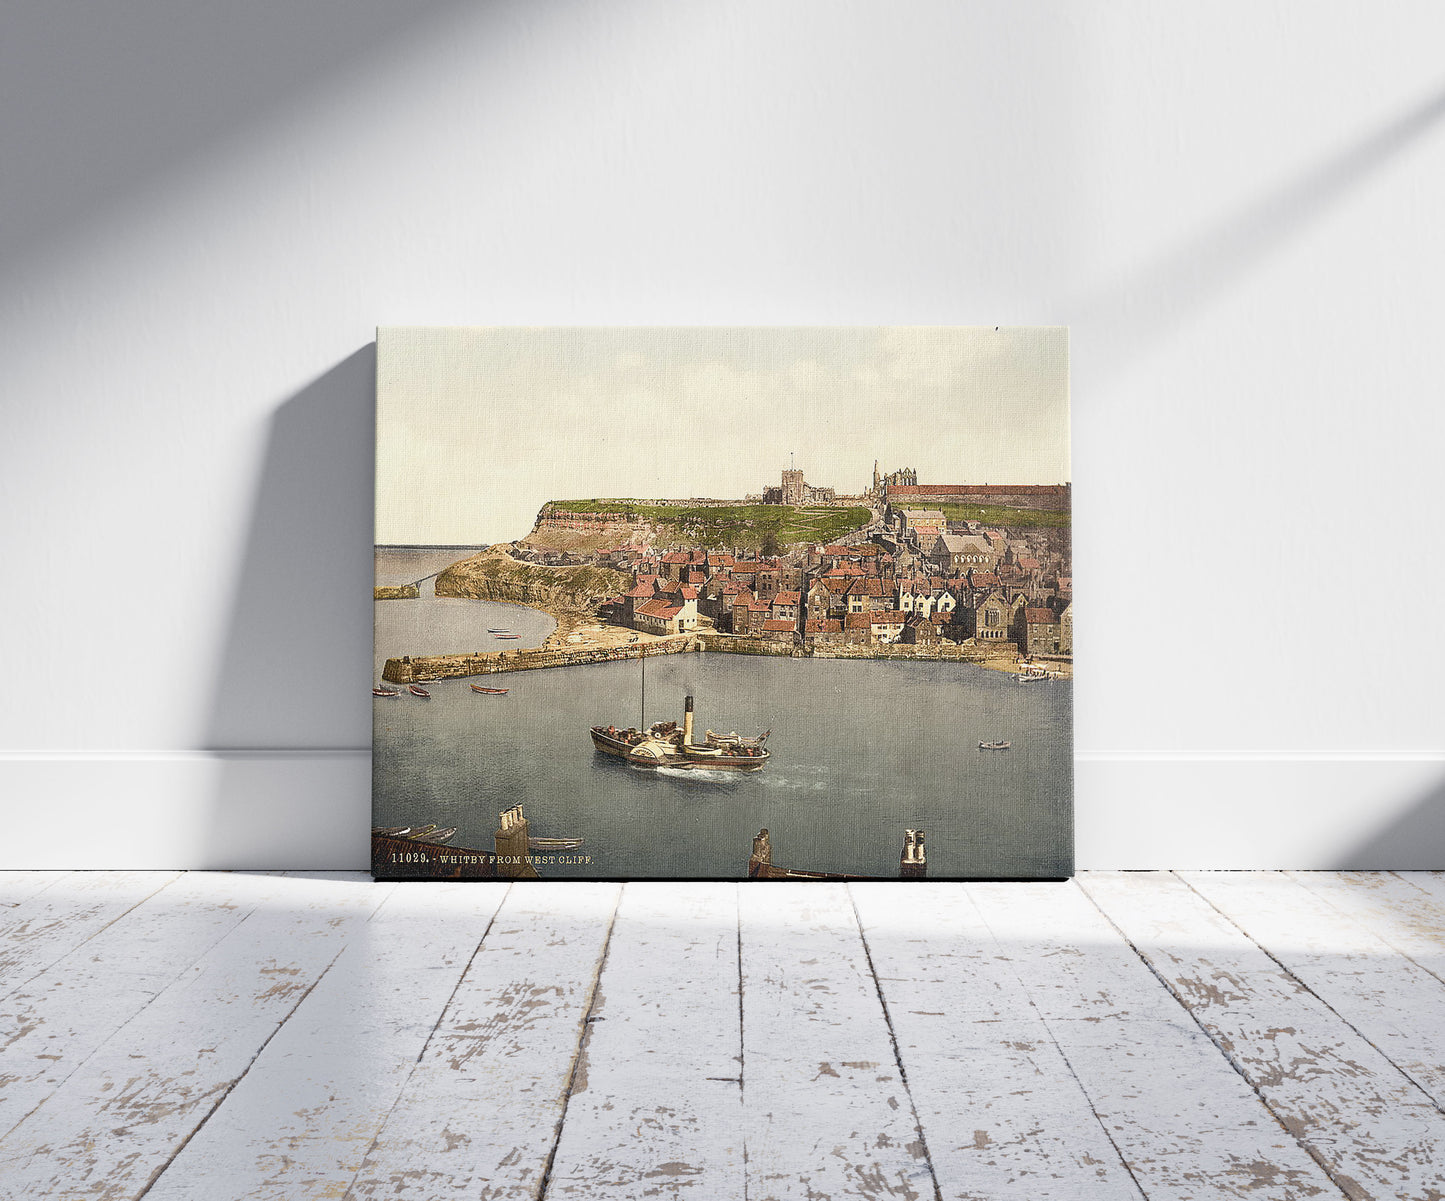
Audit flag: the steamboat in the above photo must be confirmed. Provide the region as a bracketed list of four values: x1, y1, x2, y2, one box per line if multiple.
[591, 695, 770, 771]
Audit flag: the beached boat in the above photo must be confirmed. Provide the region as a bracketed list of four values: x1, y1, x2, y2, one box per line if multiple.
[979, 740, 1011, 750]
[408, 684, 431, 698]
[471, 684, 510, 695]
[591, 695, 770, 771]
[371, 826, 407, 836]
[413, 826, 457, 844]
[373, 686, 400, 697]
[407, 824, 438, 838]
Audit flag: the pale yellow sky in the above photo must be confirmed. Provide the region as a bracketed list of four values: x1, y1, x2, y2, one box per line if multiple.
[376, 326, 1069, 546]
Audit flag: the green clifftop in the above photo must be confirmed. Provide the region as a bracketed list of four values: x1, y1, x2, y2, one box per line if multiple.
[528, 499, 873, 551]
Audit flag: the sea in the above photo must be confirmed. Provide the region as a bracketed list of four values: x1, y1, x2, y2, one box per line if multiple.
[374, 547, 1073, 880]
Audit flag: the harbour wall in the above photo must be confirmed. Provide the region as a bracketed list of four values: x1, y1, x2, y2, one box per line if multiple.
[384, 631, 1037, 681]
[383, 637, 700, 682]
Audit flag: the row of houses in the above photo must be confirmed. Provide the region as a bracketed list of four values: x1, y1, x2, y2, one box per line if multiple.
[607, 547, 1071, 656]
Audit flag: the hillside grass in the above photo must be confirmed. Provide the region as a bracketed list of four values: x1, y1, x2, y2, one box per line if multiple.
[441, 554, 628, 597]
[545, 500, 871, 549]
[933, 502, 1071, 529]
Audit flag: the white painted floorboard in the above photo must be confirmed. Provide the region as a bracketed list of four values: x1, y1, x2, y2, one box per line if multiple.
[0, 872, 1443, 1201]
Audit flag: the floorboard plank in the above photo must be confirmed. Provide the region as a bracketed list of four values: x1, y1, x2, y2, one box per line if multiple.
[142, 881, 510, 1201]
[852, 882, 1143, 1200]
[1288, 872, 1445, 982]
[543, 882, 744, 1199]
[1183, 871, 1445, 1113]
[0, 871, 182, 1002]
[0, 871, 289, 1141]
[0, 873, 391, 1200]
[0, 870, 67, 908]
[344, 882, 620, 1200]
[1084, 871, 1445, 1200]
[739, 882, 938, 1201]
[973, 880, 1341, 1200]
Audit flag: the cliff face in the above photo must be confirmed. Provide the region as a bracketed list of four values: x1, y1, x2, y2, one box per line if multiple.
[434, 553, 628, 613]
[525, 499, 873, 552]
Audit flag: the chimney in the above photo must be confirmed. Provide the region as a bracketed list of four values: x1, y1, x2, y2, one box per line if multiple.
[683, 694, 695, 745]
[900, 828, 927, 879]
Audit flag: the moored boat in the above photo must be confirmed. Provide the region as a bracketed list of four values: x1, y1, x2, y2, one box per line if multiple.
[494, 634, 521, 640]
[413, 826, 457, 844]
[373, 686, 400, 697]
[471, 683, 509, 694]
[979, 740, 1011, 750]
[408, 684, 431, 698]
[528, 836, 584, 850]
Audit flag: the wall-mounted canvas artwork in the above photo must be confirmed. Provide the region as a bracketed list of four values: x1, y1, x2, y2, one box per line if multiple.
[373, 327, 1072, 881]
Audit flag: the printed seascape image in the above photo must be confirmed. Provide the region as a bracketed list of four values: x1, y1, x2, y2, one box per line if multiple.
[373, 327, 1072, 881]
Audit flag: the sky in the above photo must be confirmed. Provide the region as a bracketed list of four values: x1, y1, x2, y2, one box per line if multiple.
[376, 326, 1070, 546]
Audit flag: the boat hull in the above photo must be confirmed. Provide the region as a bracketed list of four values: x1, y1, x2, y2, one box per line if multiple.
[590, 727, 769, 771]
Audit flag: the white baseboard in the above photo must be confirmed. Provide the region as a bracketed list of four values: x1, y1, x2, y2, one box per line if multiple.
[2, 751, 1442, 871]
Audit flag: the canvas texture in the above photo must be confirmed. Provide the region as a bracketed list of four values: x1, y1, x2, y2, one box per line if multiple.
[373, 327, 1072, 881]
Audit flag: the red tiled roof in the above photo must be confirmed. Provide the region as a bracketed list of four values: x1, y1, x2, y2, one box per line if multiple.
[1025, 608, 1057, 625]
[637, 599, 683, 619]
[677, 585, 698, 600]
[871, 610, 907, 625]
[805, 618, 842, 633]
[661, 552, 691, 564]
[773, 591, 800, 605]
[761, 619, 796, 632]
[843, 613, 874, 629]
[624, 583, 656, 598]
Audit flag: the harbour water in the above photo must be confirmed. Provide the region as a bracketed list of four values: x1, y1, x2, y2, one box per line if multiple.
[373, 549, 1072, 879]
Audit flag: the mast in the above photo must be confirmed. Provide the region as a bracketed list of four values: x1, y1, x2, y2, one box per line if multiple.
[640, 647, 645, 728]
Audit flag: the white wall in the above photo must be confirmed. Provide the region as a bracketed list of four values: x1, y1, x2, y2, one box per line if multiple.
[3, 1, 1442, 869]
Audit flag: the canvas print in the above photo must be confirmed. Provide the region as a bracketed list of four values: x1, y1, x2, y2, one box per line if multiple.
[373, 327, 1072, 880]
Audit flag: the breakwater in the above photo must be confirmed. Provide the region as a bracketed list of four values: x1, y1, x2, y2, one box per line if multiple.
[383, 637, 700, 683]
[383, 630, 1044, 682]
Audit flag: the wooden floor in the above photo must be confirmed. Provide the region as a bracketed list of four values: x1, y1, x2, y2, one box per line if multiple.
[3, 874, 1445, 1199]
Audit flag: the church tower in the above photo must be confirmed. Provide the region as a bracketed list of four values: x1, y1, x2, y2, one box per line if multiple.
[873, 460, 880, 491]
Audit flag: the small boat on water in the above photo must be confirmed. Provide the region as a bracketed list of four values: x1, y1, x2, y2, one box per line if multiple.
[979, 740, 1012, 750]
[494, 634, 521, 640]
[407, 824, 438, 838]
[471, 684, 510, 695]
[373, 686, 400, 697]
[528, 837, 584, 851]
[372, 826, 407, 836]
[408, 684, 431, 698]
[413, 826, 457, 844]
[487, 628, 509, 633]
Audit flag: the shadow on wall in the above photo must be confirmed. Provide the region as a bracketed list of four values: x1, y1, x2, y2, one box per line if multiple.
[1075, 83, 1445, 382]
[1336, 770, 1445, 871]
[0, 0, 476, 278]
[202, 346, 376, 869]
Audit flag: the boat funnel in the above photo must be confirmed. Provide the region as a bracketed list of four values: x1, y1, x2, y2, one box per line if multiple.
[684, 695, 695, 745]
